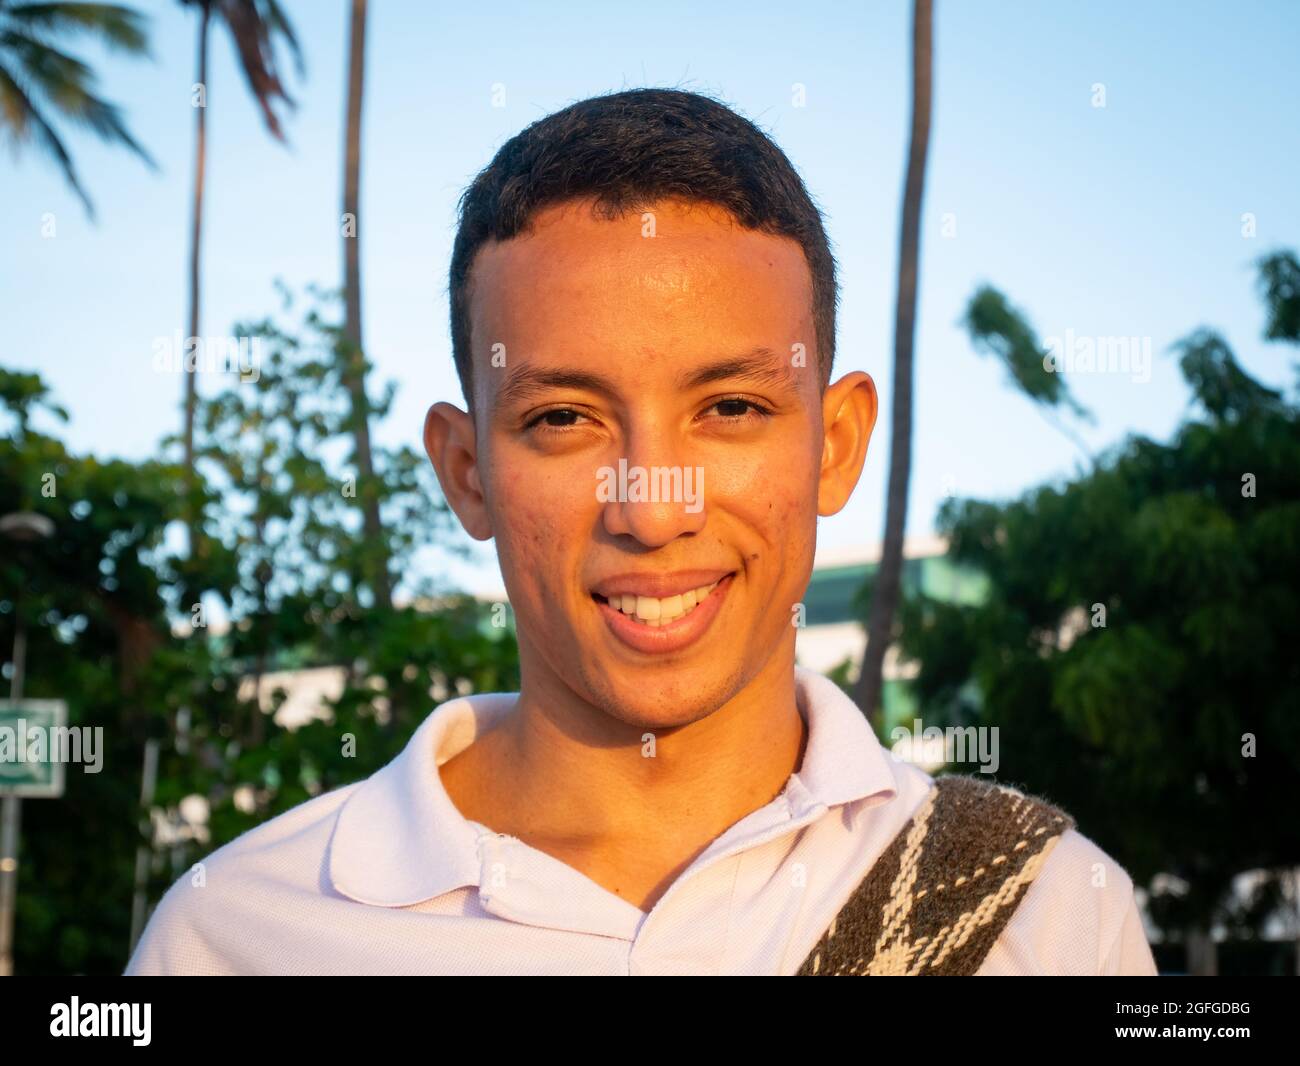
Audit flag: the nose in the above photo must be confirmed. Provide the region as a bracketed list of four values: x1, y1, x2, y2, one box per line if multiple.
[599, 429, 707, 548]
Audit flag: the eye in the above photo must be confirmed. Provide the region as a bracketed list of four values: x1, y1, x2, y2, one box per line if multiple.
[524, 407, 591, 433]
[703, 396, 773, 422]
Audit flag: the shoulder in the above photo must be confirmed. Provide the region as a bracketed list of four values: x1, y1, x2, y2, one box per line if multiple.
[919, 774, 1152, 974]
[124, 782, 363, 975]
[979, 817, 1156, 975]
[896, 773, 1154, 975]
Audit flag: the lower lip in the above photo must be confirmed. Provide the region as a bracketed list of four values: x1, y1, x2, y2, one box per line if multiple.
[594, 575, 734, 655]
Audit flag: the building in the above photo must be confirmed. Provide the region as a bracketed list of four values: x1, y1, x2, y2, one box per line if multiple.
[795, 535, 989, 724]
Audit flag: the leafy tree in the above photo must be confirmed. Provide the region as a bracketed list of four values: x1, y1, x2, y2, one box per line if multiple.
[150, 285, 518, 925]
[962, 285, 1096, 464]
[1257, 250, 1300, 343]
[891, 251, 1300, 974]
[2, 287, 518, 974]
[1, 367, 187, 973]
[856, 275, 1092, 727]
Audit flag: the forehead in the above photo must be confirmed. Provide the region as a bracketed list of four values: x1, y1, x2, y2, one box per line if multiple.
[466, 198, 814, 405]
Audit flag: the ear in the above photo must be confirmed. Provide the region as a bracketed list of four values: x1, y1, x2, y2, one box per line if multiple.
[424, 402, 493, 541]
[817, 371, 878, 516]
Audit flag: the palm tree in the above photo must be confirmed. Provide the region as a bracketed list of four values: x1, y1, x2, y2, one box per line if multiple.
[851, 0, 933, 729]
[0, 0, 154, 218]
[340, 0, 391, 607]
[179, 0, 301, 555]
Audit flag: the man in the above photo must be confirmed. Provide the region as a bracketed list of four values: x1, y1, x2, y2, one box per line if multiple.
[127, 88, 1157, 975]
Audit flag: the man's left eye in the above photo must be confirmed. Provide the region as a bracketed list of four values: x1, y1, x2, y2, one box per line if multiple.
[527, 408, 588, 431]
[708, 398, 771, 420]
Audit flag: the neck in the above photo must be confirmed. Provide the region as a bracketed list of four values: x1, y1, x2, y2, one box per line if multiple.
[443, 640, 807, 910]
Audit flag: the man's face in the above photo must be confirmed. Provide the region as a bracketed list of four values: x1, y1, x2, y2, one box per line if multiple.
[429, 197, 874, 729]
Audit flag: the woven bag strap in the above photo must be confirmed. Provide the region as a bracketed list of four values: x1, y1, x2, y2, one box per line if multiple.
[797, 774, 1075, 975]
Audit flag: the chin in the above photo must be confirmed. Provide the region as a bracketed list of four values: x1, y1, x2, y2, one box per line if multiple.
[577, 659, 746, 732]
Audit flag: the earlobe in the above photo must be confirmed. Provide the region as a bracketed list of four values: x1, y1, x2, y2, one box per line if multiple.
[423, 402, 494, 541]
[817, 371, 878, 516]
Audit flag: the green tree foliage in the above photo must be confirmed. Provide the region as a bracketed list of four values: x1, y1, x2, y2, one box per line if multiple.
[160, 286, 519, 847]
[1, 286, 518, 974]
[962, 284, 1095, 464]
[1257, 250, 1300, 344]
[963, 285, 1090, 417]
[894, 252, 1300, 953]
[1, 366, 184, 973]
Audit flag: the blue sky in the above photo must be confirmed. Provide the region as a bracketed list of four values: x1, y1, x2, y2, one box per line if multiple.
[3, 0, 1298, 595]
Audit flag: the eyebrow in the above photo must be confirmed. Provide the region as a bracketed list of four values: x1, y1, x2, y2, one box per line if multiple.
[494, 346, 794, 408]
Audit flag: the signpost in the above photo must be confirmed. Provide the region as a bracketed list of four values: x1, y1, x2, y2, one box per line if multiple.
[0, 699, 68, 798]
[0, 696, 68, 976]
[1, 509, 55, 976]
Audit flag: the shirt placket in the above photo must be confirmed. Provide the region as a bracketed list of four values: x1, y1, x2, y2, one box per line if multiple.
[475, 831, 645, 942]
[627, 777, 832, 975]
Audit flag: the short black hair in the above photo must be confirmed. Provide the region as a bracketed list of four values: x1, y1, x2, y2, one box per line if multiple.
[448, 88, 838, 408]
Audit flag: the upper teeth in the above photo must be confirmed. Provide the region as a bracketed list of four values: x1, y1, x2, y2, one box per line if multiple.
[608, 583, 718, 626]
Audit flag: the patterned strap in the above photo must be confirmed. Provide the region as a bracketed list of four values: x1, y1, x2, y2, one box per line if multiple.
[797, 774, 1075, 976]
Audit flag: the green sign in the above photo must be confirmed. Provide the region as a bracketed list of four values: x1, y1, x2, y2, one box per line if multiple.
[0, 699, 67, 797]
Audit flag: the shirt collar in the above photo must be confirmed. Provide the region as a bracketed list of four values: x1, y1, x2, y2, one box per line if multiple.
[327, 689, 518, 907]
[790, 664, 899, 811]
[327, 665, 898, 908]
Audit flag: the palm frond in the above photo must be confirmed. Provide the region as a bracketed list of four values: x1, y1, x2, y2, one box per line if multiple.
[261, 0, 302, 76]
[2, 29, 96, 96]
[0, 58, 94, 215]
[2, 2, 150, 55]
[1, 28, 154, 165]
[0, 3, 154, 215]
[215, 0, 300, 141]
[0, 56, 29, 131]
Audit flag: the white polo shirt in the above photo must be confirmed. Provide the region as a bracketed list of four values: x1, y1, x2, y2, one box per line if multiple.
[125, 666, 1158, 975]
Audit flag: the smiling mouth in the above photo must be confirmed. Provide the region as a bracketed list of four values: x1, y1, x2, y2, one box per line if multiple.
[592, 580, 724, 627]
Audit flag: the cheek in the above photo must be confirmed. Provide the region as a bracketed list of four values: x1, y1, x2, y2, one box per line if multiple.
[712, 440, 818, 608]
[488, 456, 594, 597]
[704, 432, 820, 528]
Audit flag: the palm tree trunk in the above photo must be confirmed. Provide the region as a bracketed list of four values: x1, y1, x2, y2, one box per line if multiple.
[341, 0, 390, 608]
[852, 0, 934, 729]
[183, 1, 211, 558]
